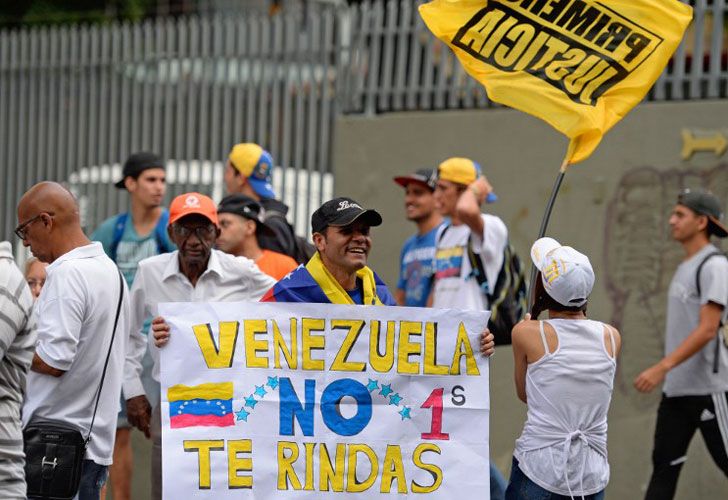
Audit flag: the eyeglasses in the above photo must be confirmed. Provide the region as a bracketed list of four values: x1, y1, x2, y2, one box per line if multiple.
[14, 214, 45, 240]
[172, 224, 216, 240]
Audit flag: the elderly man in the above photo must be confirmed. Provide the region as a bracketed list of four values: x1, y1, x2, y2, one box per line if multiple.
[123, 192, 275, 500]
[17, 182, 129, 500]
[0, 241, 36, 499]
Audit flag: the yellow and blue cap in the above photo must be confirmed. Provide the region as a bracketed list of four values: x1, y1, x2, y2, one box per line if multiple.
[228, 143, 276, 199]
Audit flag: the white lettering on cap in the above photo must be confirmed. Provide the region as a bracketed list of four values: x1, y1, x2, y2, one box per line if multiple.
[184, 195, 201, 208]
[337, 200, 362, 211]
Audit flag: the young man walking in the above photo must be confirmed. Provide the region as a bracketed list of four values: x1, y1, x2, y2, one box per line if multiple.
[635, 189, 728, 499]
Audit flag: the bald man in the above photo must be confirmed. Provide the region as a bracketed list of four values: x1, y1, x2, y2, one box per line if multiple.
[16, 182, 130, 500]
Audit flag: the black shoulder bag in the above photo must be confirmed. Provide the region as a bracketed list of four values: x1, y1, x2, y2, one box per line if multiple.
[23, 271, 124, 500]
[695, 251, 728, 374]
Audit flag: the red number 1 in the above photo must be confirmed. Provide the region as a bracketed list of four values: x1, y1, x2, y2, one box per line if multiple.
[420, 388, 449, 440]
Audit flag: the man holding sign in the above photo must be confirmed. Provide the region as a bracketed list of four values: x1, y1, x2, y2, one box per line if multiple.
[153, 197, 496, 497]
[124, 192, 275, 500]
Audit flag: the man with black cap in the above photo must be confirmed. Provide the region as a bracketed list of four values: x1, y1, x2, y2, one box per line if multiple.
[635, 189, 728, 499]
[216, 194, 298, 280]
[393, 168, 444, 306]
[260, 197, 395, 304]
[91, 151, 174, 500]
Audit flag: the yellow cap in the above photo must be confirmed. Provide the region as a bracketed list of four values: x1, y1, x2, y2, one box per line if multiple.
[229, 143, 264, 176]
[437, 157, 481, 185]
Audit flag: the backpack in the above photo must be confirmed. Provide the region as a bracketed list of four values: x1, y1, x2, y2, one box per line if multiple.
[695, 250, 728, 374]
[109, 209, 175, 262]
[438, 225, 528, 344]
[263, 210, 316, 264]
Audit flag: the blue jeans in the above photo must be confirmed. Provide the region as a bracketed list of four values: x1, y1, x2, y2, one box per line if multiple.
[491, 462, 507, 500]
[73, 460, 108, 500]
[505, 457, 605, 500]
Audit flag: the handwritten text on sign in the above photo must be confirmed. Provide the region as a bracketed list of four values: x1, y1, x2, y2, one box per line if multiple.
[159, 302, 490, 498]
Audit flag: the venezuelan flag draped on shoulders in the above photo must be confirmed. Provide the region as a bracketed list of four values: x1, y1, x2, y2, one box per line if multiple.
[419, 0, 692, 164]
[261, 252, 396, 306]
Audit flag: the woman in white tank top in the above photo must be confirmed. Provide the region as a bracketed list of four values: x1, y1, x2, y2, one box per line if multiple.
[505, 238, 621, 500]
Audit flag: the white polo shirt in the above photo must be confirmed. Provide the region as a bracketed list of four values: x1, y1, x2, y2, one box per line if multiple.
[22, 242, 129, 466]
[123, 249, 276, 399]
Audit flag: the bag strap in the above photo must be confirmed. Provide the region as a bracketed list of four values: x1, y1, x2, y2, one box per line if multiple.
[695, 251, 727, 375]
[85, 270, 125, 446]
[109, 213, 128, 262]
[467, 233, 490, 296]
[154, 208, 174, 254]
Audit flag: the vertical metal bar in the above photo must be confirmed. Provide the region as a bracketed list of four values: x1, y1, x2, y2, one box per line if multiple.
[245, 15, 258, 145]
[208, 15, 223, 175]
[173, 18, 187, 194]
[257, 12, 270, 147]
[232, 16, 246, 146]
[129, 22, 143, 153]
[151, 18, 165, 155]
[670, 22, 688, 100]
[3, 31, 18, 237]
[15, 30, 29, 223]
[197, 16, 211, 177]
[162, 18, 175, 163]
[707, 0, 724, 98]
[689, 0, 706, 99]
[279, 13, 294, 181]
[365, 0, 384, 115]
[268, 12, 283, 164]
[220, 15, 234, 166]
[184, 17, 199, 193]
[377, 0, 397, 112]
[76, 26, 89, 172]
[392, 0, 411, 111]
[406, 1, 424, 110]
[45, 26, 60, 185]
[140, 20, 153, 151]
[65, 26, 80, 180]
[119, 23, 131, 163]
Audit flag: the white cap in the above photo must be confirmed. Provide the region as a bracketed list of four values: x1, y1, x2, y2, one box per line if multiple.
[530, 237, 595, 307]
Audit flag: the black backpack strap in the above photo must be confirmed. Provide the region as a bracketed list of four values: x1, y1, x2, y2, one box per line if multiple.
[466, 233, 489, 295]
[695, 251, 727, 375]
[85, 270, 125, 446]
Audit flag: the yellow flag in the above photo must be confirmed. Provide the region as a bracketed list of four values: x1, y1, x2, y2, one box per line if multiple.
[419, 0, 692, 164]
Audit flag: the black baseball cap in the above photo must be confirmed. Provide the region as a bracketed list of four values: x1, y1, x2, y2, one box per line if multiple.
[114, 152, 165, 189]
[311, 197, 383, 234]
[677, 189, 728, 238]
[217, 194, 274, 237]
[393, 168, 437, 191]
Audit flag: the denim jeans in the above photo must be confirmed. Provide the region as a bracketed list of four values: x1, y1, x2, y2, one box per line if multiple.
[73, 460, 108, 500]
[491, 462, 508, 500]
[505, 457, 605, 500]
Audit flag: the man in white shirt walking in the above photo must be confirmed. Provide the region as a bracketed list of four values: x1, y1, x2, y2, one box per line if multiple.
[123, 192, 275, 500]
[16, 182, 130, 500]
[635, 189, 728, 499]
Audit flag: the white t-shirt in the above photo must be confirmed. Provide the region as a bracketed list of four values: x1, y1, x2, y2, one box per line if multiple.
[22, 243, 129, 466]
[432, 214, 508, 311]
[664, 243, 728, 396]
[123, 249, 277, 399]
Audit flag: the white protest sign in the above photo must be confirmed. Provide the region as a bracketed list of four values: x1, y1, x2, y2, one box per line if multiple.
[159, 302, 490, 499]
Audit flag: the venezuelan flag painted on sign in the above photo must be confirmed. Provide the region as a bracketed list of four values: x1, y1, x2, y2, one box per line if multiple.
[167, 382, 234, 429]
[419, 0, 692, 164]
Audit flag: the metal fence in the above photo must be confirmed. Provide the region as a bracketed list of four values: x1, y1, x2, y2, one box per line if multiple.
[339, 0, 728, 114]
[2, 0, 727, 245]
[0, 5, 338, 244]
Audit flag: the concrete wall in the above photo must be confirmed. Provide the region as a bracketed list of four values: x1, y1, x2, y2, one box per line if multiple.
[332, 100, 728, 498]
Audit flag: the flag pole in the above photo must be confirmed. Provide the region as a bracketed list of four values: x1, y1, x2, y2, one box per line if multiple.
[527, 159, 570, 314]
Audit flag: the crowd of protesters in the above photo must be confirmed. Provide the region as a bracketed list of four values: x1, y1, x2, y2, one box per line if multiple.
[2, 141, 727, 500]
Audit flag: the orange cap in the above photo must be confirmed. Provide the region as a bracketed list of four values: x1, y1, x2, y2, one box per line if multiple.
[168, 192, 219, 226]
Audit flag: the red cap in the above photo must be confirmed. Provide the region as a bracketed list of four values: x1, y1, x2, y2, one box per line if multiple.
[168, 192, 219, 226]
